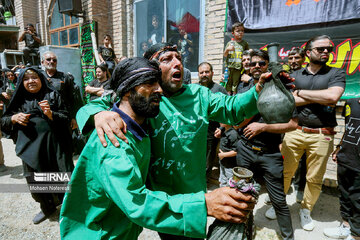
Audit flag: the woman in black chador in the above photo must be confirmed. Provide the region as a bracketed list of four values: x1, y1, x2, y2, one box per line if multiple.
[1, 68, 74, 224]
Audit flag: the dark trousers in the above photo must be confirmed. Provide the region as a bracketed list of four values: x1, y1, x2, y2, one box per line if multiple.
[206, 137, 219, 177]
[24, 164, 63, 216]
[158, 232, 203, 240]
[236, 140, 294, 240]
[293, 153, 306, 191]
[105, 60, 116, 74]
[23, 47, 39, 65]
[25, 176, 62, 216]
[337, 164, 360, 237]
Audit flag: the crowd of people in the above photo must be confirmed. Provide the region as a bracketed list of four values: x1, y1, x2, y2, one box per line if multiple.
[0, 20, 358, 240]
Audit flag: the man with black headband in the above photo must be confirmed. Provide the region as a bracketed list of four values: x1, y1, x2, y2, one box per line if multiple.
[60, 58, 215, 239]
[75, 43, 275, 239]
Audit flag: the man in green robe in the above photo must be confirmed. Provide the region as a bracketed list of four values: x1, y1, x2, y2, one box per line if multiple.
[60, 58, 217, 239]
[77, 44, 267, 239]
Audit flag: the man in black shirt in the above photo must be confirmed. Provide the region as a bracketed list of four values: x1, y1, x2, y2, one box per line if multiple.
[323, 98, 360, 240]
[198, 62, 227, 178]
[85, 65, 111, 101]
[18, 23, 41, 65]
[41, 51, 83, 130]
[281, 35, 346, 231]
[236, 49, 298, 240]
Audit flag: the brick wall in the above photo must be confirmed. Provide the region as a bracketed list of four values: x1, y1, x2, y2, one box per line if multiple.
[15, 0, 38, 49]
[204, 0, 226, 82]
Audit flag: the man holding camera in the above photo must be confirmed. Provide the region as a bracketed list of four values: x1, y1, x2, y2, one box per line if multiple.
[19, 23, 41, 66]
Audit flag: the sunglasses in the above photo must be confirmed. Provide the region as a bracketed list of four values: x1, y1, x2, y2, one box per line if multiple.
[249, 61, 266, 67]
[311, 46, 333, 53]
[46, 58, 57, 62]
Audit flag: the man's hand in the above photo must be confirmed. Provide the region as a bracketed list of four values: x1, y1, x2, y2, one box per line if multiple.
[71, 118, 78, 130]
[243, 122, 266, 139]
[205, 187, 256, 223]
[214, 128, 222, 138]
[96, 87, 105, 97]
[241, 74, 251, 83]
[218, 149, 225, 160]
[255, 72, 272, 93]
[11, 112, 31, 126]
[332, 146, 340, 163]
[94, 111, 128, 147]
[278, 72, 295, 89]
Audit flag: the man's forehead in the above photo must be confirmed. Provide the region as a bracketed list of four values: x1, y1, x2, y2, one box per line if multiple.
[251, 56, 265, 61]
[44, 53, 57, 59]
[312, 38, 331, 47]
[289, 54, 302, 58]
[159, 51, 180, 59]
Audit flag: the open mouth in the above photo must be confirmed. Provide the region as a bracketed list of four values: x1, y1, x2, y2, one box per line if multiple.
[172, 72, 181, 79]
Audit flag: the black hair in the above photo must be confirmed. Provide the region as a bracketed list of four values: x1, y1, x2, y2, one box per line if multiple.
[250, 49, 269, 62]
[288, 47, 305, 58]
[305, 35, 331, 50]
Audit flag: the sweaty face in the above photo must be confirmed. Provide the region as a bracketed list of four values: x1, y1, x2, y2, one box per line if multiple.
[288, 53, 305, 71]
[242, 54, 251, 71]
[129, 80, 163, 118]
[308, 38, 332, 65]
[23, 70, 42, 93]
[42, 53, 57, 71]
[96, 68, 107, 81]
[198, 64, 213, 86]
[250, 56, 268, 80]
[158, 51, 183, 96]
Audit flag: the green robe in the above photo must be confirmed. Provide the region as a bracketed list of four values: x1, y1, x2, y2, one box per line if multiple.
[77, 84, 258, 196]
[60, 108, 207, 239]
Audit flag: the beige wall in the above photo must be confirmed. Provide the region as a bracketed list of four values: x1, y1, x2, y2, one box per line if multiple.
[15, 0, 38, 49]
[204, 0, 226, 81]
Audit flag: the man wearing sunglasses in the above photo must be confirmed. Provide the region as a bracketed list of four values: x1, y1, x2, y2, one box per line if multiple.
[236, 49, 297, 240]
[281, 35, 346, 231]
[41, 51, 83, 132]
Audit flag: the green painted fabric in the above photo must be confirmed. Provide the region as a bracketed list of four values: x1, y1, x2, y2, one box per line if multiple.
[76, 84, 258, 194]
[60, 129, 207, 239]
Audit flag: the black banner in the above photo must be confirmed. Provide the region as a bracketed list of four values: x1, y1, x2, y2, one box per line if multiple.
[227, 0, 360, 31]
[225, 0, 360, 99]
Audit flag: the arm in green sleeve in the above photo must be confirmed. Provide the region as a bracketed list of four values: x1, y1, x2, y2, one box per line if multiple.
[76, 95, 112, 135]
[97, 137, 207, 238]
[208, 86, 259, 125]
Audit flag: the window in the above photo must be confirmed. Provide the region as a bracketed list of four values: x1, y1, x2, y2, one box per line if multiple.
[49, 0, 80, 47]
[134, 0, 204, 72]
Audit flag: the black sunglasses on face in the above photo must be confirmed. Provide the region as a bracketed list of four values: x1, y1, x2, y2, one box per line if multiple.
[46, 58, 57, 62]
[249, 61, 266, 67]
[311, 46, 333, 53]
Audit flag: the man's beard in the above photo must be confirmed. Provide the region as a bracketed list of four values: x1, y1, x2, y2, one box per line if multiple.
[44, 65, 56, 71]
[311, 58, 328, 65]
[129, 90, 162, 118]
[199, 76, 211, 85]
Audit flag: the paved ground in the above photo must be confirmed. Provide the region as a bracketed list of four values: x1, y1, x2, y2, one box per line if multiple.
[0, 138, 343, 240]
